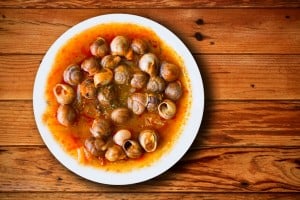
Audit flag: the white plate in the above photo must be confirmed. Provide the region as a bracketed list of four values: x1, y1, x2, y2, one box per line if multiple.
[33, 14, 204, 185]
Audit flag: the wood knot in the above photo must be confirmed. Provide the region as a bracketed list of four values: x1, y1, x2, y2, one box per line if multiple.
[240, 180, 249, 187]
[196, 19, 204, 25]
[250, 84, 255, 88]
[194, 32, 203, 41]
[285, 15, 290, 19]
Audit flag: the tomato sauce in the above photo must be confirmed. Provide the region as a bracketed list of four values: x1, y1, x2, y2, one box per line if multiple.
[42, 23, 191, 172]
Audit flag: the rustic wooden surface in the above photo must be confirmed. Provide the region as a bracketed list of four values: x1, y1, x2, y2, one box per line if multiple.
[0, 0, 299, 199]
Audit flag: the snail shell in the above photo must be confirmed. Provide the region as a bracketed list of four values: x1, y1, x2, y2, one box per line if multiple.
[160, 62, 180, 82]
[81, 57, 101, 76]
[111, 108, 131, 124]
[105, 145, 127, 162]
[158, 99, 176, 119]
[130, 71, 149, 89]
[57, 104, 76, 126]
[165, 81, 182, 101]
[90, 37, 109, 58]
[123, 140, 143, 159]
[53, 83, 75, 105]
[131, 38, 148, 55]
[90, 118, 112, 138]
[113, 129, 132, 146]
[146, 76, 166, 93]
[114, 64, 132, 85]
[127, 93, 148, 115]
[138, 129, 158, 152]
[63, 64, 83, 86]
[79, 78, 97, 99]
[101, 55, 121, 69]
[139, 53, 159, 77]
[93, 68, 113, 87]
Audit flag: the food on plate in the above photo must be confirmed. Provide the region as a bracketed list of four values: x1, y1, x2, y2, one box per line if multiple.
[43, 23, 191, 172]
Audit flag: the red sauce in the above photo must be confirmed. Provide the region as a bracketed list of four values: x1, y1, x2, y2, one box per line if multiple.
[43, 23, 191, 172]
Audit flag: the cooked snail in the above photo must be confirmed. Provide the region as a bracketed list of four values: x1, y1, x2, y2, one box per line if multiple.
[139, 129, 158, 152]
[90, 37, 109, 58]
[53, 83, 75, 105]
[85, 137, 107, 157]
[81, 57, 101, 76]
[127, 93, 148, 115]
[97, 85, 116, 106]
[105, 145, 127, 162]
[110, 36, 133, 60]
[63, 64, 83, 86]
[146, 76, 166, 93]
[94, 68, 113, 87]
[114, 64, 132, 85]
[158, 99, 176, 119]
[130, 71, 149, 89]
[160, 62, 180, 82]
[57, 104, 76, 126]
[146, 93, 162, 112]
[131, 38, 148, 55]
[113, 129, 131, 146]
[139, 53, 159, 76]
[111, 108, 131, 124]
[79, 78, 96, 99]
[165, 81, 182, 101]
[90, 118, 112, 138]
[101, 55, 121, 69]
[123, 140, 143, 159]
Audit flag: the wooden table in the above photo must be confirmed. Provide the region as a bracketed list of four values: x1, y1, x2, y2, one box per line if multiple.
[0, 1, 300, 199]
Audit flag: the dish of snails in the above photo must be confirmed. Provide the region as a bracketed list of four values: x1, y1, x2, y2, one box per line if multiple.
[33, 14, 204, 185]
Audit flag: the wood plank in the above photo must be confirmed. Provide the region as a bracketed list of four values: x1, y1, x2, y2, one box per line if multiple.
[0, 146, 299, 192]
[1, 54, 300, 100]
[0, 100, 299, 147]
[1, 0, 300, 8]
[1, 192, 299, 200]
[0, 9, 300, 54]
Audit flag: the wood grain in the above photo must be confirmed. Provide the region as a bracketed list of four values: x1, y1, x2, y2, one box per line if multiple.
[1, 54, 299, 100]
[0, 146, 299, 192]
[1, 0, 300, 8]
[0, 100, 299, 147]
[1, 192, 299, 200]
[0, 9, 300, 54]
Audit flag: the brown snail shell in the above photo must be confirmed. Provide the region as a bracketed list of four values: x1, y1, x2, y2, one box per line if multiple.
[146, 76, 166, 93]
[158, 99, 176, 119]
[127, 93, 148, 115]
[139, 53, 159, 76]
[53, 83, 75, 105]
[79, 78, 97, 99]
[165, 81, 182, 101]
[131, 38, 148, 55]
[63, 64, 83, 86]
[138, 129, 158, 152]
[81, 57, 101, 76]
[90, 37, 109, 58]
[160, 62, 180, 82]
[123, 140, 143, 159]
[90, 118, 112, 138]
[57, 104, 76, 126]
[105, 145, 127, 162]
[111, 108, 131, 124]
[101, 55, 121, 69]
[113, 129, 132, 146]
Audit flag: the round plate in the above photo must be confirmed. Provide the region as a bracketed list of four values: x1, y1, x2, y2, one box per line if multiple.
[33, 14, 204, 185]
